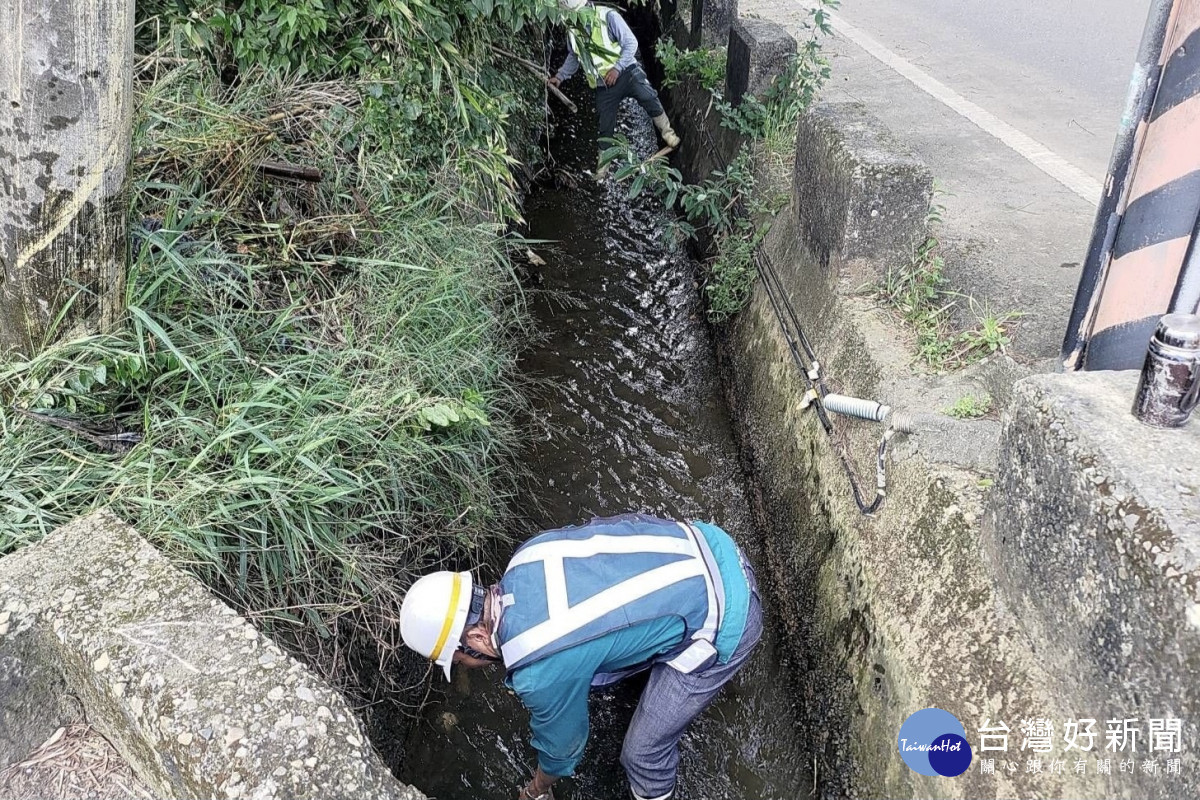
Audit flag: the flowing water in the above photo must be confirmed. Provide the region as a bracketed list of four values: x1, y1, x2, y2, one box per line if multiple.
[397, 97, 814, 800]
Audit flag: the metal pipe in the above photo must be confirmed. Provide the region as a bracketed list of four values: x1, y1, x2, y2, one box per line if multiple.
[1061, 0, 1174, 370]
[1075, 0, 1200, 370]
[1169, 209, 1200, 314]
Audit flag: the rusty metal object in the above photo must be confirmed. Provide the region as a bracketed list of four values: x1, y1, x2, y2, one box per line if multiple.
[1132, 313, 1200, 427]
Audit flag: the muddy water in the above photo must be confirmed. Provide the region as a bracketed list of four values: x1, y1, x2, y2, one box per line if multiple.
[398, 101, 814, 800]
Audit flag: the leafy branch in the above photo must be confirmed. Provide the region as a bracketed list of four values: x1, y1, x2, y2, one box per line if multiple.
[603, 0, 839, 322]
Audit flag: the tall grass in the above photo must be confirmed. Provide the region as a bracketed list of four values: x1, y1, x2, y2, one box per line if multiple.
[0, 62, 530, 677]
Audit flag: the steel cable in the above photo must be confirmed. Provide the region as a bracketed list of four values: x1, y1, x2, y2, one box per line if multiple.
[688, 104, 889, 513]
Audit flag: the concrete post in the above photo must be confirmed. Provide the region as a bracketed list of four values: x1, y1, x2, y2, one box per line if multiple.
[725, 18, 797, 108]
[792, 103, 933, 277]
[0, 0, 134, 360]
[689, 0, 738, 50]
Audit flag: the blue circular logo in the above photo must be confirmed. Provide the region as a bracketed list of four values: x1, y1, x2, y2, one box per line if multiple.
[898, 708, 973, 777]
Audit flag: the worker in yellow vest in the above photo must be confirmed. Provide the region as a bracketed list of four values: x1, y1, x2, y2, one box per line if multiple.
[549, 0, 681, 177]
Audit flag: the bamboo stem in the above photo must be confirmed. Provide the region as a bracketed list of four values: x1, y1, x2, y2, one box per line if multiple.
[492, 47, 578, 114]
[642, 145, 675, 165]
[258, 160, 323, 183]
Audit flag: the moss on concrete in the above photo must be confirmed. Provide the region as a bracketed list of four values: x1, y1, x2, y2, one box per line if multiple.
[667, 30, 1191, 798]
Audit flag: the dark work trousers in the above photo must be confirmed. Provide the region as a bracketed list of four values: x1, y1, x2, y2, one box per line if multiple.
[595, 64, 665, 143]
[618, 560, 764, 799]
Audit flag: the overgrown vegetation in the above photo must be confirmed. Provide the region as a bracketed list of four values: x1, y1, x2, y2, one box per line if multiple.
[878, 202, 1021, 369]
[144, 0, 563, 188]
[1, 2, 566, 684]
[608, 149, 781, 320]
[609, 0, 838, 322]
[715, 26, 832, 158]
[656, 39, 726, 91]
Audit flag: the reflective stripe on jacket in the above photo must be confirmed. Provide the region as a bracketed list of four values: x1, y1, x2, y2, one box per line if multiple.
[568, 5, 623, 88]
[497, 513, 733, 679]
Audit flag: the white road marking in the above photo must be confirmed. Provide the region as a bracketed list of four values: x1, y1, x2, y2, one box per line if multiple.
[816, 7, 1104, 206]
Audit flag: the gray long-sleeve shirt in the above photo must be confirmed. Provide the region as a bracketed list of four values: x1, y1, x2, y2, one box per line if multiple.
[555, 7, 639, 82]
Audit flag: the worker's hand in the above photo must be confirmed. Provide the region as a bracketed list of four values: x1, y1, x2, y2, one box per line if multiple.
[604, 68, 620, 87]
[548, 76, 561, 88]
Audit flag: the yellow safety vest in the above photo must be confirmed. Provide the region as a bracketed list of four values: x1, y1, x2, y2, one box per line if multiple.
[568, 6, 623, 89]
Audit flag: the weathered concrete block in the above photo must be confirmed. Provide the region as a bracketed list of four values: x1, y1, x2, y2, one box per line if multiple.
[0, 513, 425, 800]
[724, 19, 796, 108]
[689, 0, 737, 49]
[794, 102, 933, 275]
[671, 69, 1193, 798]
[0, 0, 132, 358]
[0, 634, 74, 769]
[986, 371, 1200, 796]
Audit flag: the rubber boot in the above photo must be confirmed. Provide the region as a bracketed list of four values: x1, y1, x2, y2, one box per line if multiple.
[652, 113, 681, 148]
[595, 152, 610, 181]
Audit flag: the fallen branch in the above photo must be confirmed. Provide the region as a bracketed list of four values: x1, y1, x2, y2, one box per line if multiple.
[491, 46, 578, 113]
[351, 187, 384, 244]
[12, 408, 142, 452]
[257, 160, 323, 183]
[260, 103, 314, 126]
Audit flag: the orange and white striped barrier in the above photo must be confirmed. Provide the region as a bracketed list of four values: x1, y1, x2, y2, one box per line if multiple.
[1064, 0, 1200, 371]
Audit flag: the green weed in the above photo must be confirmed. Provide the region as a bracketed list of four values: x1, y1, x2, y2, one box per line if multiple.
[656, 39, 727, 91]
[952, 297, 1019, 362]
[879, 229, 953, 367]
[878, 204, 1021, 369]
[945, 394, 993, 419]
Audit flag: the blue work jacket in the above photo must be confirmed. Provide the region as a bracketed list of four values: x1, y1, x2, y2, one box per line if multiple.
[497, 514, 751, 776]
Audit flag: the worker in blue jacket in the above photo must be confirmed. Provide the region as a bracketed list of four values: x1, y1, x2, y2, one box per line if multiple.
[400, 513, 763, 800]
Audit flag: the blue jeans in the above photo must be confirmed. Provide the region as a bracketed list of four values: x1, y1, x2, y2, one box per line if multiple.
[619, 570, 764, 799]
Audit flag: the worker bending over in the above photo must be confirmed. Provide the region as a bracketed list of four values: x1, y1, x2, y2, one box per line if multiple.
[549, 0, 681, 176]
[401, 513, 763, 800]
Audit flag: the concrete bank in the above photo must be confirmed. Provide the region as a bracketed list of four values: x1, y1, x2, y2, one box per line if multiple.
[662, 7, 1200, 798]
[0, 512, 423, 800]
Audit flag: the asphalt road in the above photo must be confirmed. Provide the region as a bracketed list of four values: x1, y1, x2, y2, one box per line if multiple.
[743, 0, 1155, 360]
[834, 0, 1153, 181]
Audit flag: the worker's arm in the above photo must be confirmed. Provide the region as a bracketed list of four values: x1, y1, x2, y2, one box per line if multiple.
[553, 48, 580, 84]
[519, 766, 558, 799]
[511, 664, 592, 781]
[607, 12, 639, 74]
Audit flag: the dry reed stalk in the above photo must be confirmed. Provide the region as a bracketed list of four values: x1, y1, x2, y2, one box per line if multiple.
[0, 724, 153, 800]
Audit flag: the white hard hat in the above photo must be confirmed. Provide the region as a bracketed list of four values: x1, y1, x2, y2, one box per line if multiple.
[400, 570, 474, 681]
[559, 0, 588, 10]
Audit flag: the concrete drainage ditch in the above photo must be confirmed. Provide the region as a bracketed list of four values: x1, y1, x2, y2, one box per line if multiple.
[3, 7, 1199, 800]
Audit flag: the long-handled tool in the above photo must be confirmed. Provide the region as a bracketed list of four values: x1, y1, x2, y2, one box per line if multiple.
[641, 145, 675, 166]
[491, 46, 578, 114]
